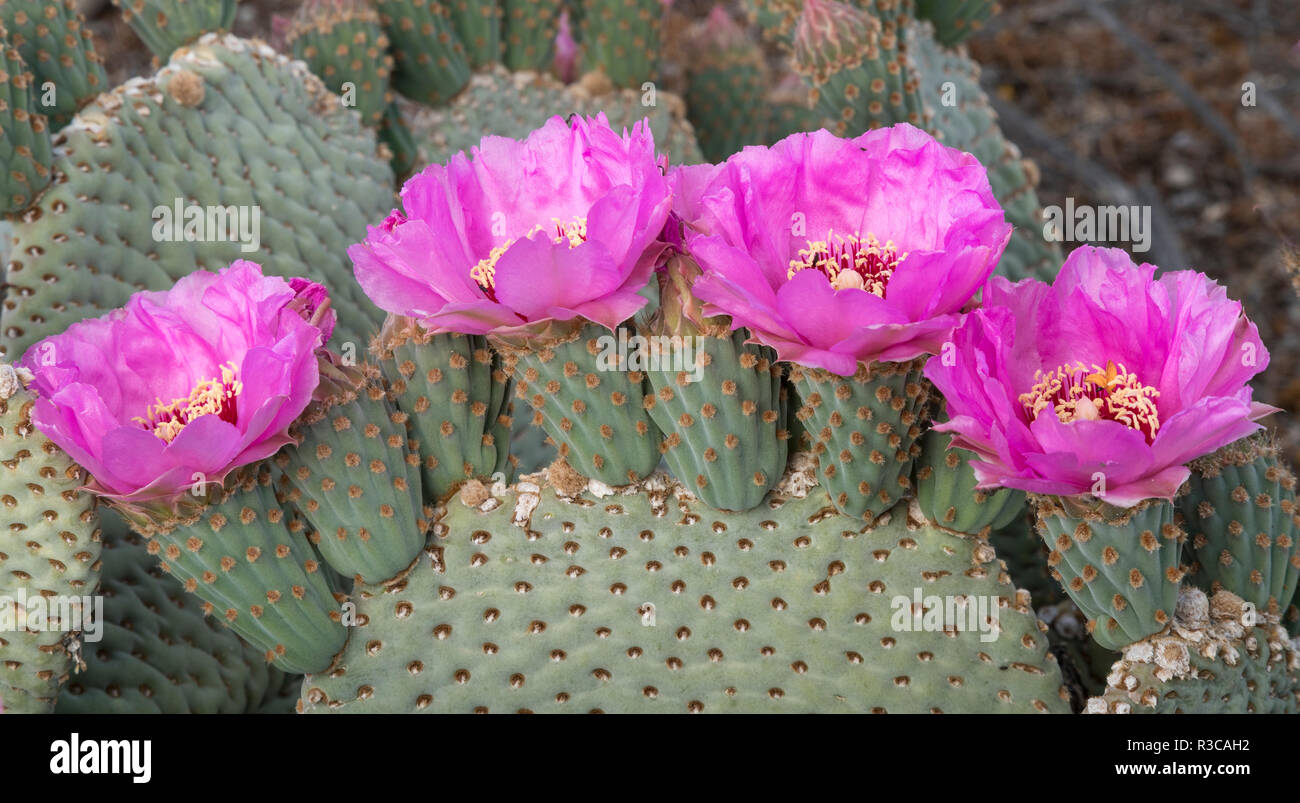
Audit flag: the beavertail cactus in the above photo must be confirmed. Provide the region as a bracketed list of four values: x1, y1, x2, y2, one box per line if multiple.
[21, 262, 347, 673]
[793, 0, 922, 133]
[1178, 435, 1300, 618]
[57, 518, 299, 714]
[0, 0, 1293, 719]
[677, 124, 1010, 520]
[580, 0, 662, 90]
[298, 468, 1070, 714]
[502, 0, 562, 71]
[367, 315, 513, 502]
[639, 254, 789, 512]
[0, 22, 50, 214]
[281, 0, 394, 127]
[1088, 587, 1298, 713]
[374, 0, 471, 106]
[350, 115, 672, 486]
[0, 364, 99, 714]
[0, 34, 394, 359]
[682, 6, 769, 162]
[0, 0, 106, 129]
[274, 353, 430, 586]
[928, 246, 1276, 650]
[112, 0, 238, 60]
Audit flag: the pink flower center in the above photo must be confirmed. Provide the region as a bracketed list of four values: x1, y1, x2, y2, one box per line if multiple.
[787, 231, 906, 297]
[132, 362, 243, 443]
[1019, 360, 1161, 442]
[470, 217, 588, 302]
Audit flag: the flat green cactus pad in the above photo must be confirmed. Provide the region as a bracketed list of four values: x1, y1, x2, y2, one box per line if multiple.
[0, 34, 394, 360]
[298, 467, 1069, 713]
[56, 514, 300, 714]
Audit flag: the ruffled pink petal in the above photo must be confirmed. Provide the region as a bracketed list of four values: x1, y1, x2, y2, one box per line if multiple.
[690, 237, 801, 344]
[775, 269, 907, 350]
[494, 236, 624, 321]
[1147, 396, 1266, 471]
[98, 426, 171, 495]
[160, 414, 244, 478]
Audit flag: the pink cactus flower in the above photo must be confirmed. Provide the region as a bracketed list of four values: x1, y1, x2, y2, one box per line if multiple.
[20, 261, 332, 504]
[671, 124, 1012, 376]
[924, 246, 1276, 507]
[348, 114, 673, 339]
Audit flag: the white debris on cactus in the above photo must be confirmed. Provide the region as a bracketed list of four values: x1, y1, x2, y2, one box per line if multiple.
[1087, 587, 1299, 713]
[1174, 586, 1209, 628]
[512, 481, 541, 527]
[774, 451, 819, 498]
[0, 365, 23, 400]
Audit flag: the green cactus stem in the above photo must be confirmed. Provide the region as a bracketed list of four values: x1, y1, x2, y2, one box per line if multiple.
[112, 0, 239, 61]
[1033, 494, 1185, 651]
[789, 358, 931, 521]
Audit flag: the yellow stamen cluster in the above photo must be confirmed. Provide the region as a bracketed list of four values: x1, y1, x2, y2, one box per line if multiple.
[469, 216, 589, 292]
[132, 362, 243, 443]
[1019, 360, 1161, 440]
[787, 231, 906, 297]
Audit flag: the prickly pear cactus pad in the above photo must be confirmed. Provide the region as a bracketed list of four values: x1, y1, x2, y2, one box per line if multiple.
[1087, 588, 1299, 714]
[297, 468, 1070, 713]
[793, 0, 923, 134]
[0, 34, 394, 360]
[112, 0, 239, 61]
[580, 0, 662, 91]
[915, 425, 1025, 536]
[444, 0, 501, 69]
[124, 465, 348, 675]
[499, 324, 662, 487]
[913, 0, 998, 47]
[372, 316, 513, 503]
[282, 0, 394, 127]
[373, 0, 470, 106]
[274, 356, 430, 586]
[1178, 435, 1300, 618]
[0, 21, 51, 215]
[0, 0, 107, 130]
[56, 519, 300, 714]
[501, 0, 562, 72]
[0, 365, 100, 714]
[1034, 495, 1185, 652]
[682, 7, 771, 163]
[642, 329, 789, 513]
[790, 359, 930, 521]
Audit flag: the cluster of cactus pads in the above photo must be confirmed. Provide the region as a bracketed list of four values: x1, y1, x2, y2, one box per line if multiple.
[0, 0, 1294, 718]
